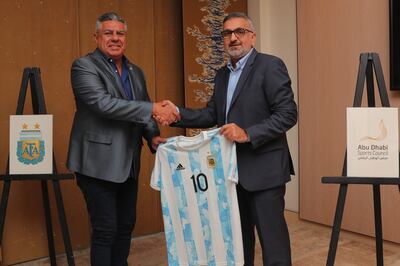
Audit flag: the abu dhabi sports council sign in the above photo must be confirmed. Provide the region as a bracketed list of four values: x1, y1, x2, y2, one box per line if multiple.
[9, 115, 53, 174]
[347, 107, 399, 177]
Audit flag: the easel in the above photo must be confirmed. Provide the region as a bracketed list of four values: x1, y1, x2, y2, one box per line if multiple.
[322, 53, 400, 266]
[0, 68, 75, 265]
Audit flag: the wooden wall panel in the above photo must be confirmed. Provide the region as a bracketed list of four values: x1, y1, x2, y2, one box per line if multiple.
[0, 0, 89, 265]
[0, 0, 184, 264]
[71, 0, 185, 244]
[77, 0, 161, 237]
[298, 0, 400, 243]
[144, 0, 185, 233]
[73, 0, 185, 237]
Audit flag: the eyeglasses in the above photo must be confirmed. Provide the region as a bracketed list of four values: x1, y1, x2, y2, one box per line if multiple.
[221, 28, 253, 38]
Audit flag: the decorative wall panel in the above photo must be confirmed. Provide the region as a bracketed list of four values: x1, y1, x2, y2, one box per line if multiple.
[183, 0, 247, 135]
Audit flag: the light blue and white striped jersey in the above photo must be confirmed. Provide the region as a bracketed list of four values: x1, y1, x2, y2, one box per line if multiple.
[151, 128, 244, 266]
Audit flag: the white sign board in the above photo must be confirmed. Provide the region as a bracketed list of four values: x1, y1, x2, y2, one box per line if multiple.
[9, 115, 53, 174]
[347, 107, 399, 177]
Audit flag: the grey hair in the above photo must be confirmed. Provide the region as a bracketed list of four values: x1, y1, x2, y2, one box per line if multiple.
[223, 12, 255, 32]
[95, 12, 127, 32]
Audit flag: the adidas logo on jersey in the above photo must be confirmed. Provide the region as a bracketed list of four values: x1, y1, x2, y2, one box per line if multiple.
[176, 163, 185, 170]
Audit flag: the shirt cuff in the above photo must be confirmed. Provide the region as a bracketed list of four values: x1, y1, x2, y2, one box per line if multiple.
[244, 130, 251, 142]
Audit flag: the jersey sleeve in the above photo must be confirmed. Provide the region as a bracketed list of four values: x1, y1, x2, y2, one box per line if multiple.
[150, 149, 162, 191]
[227, 142, 239, 184]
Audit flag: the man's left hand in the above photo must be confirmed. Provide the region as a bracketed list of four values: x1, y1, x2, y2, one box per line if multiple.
[220, 123, 249, 143]
[152, 136, 167, 150]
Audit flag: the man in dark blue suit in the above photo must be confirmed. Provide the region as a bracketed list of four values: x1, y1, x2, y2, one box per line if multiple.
[159, 12, 297, 265]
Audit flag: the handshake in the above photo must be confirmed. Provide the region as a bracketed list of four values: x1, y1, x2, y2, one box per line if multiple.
[152, 100, 180, 126]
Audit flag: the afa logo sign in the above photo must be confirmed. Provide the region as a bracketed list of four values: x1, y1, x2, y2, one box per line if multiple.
[10, 114, 52, 174]
[16, 123, 45, 165]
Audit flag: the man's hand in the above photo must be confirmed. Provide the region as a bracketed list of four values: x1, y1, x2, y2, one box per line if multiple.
[152, 100, 180, 126]
[220, 123, 249, 143]
[151, 136, 167, 150]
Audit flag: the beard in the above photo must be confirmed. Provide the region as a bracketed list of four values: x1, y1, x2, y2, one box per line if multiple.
[226, 45, 250, 60]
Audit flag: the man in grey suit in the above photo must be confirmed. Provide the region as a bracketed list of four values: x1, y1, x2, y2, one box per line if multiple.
[159, 13, 297, 265]
[67, 12, 178, 266]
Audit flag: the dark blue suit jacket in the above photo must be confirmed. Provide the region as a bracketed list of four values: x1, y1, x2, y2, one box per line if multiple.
[176, 49, 297, 191]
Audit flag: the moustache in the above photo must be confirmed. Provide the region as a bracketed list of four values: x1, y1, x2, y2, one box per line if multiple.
[229, 41, 241, 47]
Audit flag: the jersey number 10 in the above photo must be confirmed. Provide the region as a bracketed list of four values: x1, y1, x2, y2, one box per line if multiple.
[190, 173, 209, 193]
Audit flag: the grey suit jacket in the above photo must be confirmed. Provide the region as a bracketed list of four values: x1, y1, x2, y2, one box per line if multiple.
[67, 49, 159, 183]
[175, 49, 297, 191]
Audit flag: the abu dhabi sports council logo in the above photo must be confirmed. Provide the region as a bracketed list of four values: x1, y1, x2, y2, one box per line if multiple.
[360, 119, 388, 141]
[176, 163, 185, 170]
[16, 123, 45, 165]
[357, 118, 389, 158]
[347, 107, 398, 177]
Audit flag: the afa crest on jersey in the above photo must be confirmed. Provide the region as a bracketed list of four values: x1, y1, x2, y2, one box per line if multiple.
[16, 123, 45, 165]
[207, 155, 216, 168]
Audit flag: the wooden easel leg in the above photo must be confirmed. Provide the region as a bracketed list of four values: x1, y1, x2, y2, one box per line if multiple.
[373, 184, 384, 266]
[327, 184, 348, 266]
[41, 180, 57, 266]
[0, 180, 11, 245]
[53, 180, 75, 266]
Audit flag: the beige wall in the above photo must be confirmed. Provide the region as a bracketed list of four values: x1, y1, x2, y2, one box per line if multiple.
[248, 0, 299, 211]
[298, 0, 400, 242]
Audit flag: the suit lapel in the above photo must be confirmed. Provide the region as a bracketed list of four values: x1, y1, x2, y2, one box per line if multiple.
[113, 71, 127, 99]
[221, 67, 230, 116]
[127, 65, 142, 100]
[228, 49, 257, 112]
[90, 49, 128, 99]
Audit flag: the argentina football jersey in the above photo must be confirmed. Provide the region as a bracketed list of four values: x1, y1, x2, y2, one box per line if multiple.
[151, 128, 244, 266]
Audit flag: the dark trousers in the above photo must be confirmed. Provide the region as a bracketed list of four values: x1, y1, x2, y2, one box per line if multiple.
[76, 173, 138, 266]
[237, 184, 291, 266]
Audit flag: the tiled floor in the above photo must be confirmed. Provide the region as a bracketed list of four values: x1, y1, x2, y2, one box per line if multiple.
[15, 211, 400, 265]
